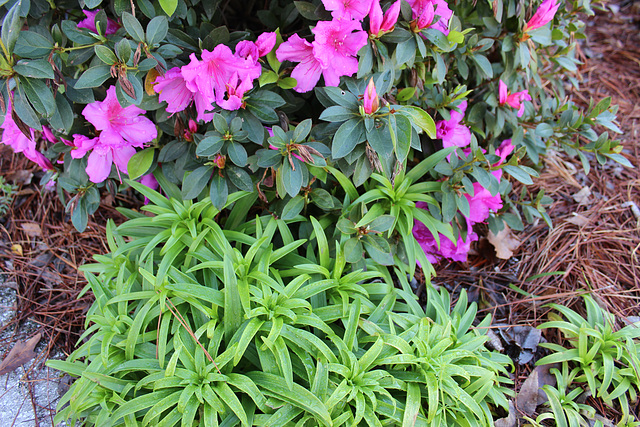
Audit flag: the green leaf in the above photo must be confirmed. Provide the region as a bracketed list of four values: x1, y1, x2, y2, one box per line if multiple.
[332, 118, 366, 159]
[227, 142, 247, 167]
[127, 148, 155, 180]
[13, 59, 54, 79]
[13, 31, 53, 58]
[403, 383, 421, 426]
[74, 65, 112, 89]
[146, 16, 168, 46]
[182, 166, 213, 200]
[343, 237, 363, 263]
[398, 105, 436, 138]
[48, 95, 74, 133]
[122, 12, 145, 42]
[158, 0, 178, 16]
[503, 165, 534, 185]
[281, 195, 305, 220]
[209, 174, 228, 210]
[94, 45, 117, 64]
[12, 86, 41, 130]
[281, 158, 303, 198]
[248, 372, 332, 427]
[21, 77, 56, 117]
[226, 165, 253, 192]
[1, 1, 23, 52]
[294, 1, 318, 20]
[405, 147, 455, 183]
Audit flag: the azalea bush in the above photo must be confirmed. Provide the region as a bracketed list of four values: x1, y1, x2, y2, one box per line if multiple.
[0, 0, 627, 266]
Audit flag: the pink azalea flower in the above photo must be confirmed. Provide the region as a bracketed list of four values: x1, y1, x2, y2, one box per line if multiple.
[465, 182, 503, 224]
[406, 0, 453, 35]
[42, 126, 58, 144]
[235, 32, 277, 61]
[362, 78, 379, 114]
[524, 0, 560, 33]
[153, 67, 193, 114]
[436, 101, 471, 149]
[413, 202, 478, 263]
[322, 0, 373, 21]
[498, 80, 531, 117]
[369, 0, 401, 38]
[181, 45, 261, 106]
[77, 10, 120, 35]
[312, 19, 368, 85]
[218, 72, 254, 111]
[71, 134, 135, 183]
[491, 139, 515, 181]
[78, 86, 156, 183]
[83, 86, 157, 148]
[0, 100, 53, 171]
[276, 34, 328, 92]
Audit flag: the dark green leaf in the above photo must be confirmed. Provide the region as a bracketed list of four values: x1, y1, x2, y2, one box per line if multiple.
[332, 118, 365, 159]
[74, 65, 112, 89]
[122, 12, 145, 42]
[343, 237, 363, 263]
[182, 166, 213, 200]
[2, 2, 23, 52]
[196, 135, 224, 157]
[48, 95, 74, 133]
[13, 59, 54, 79]
[227, 142, 247, 167]
[503, 165, 534, 185]
[13, 86, 41, 130]
[281, 157, 303, 198]
[226, 165, 253, 192]
[209, 174, 228, 209]
[281, 195, 305, 220]
[21, 77, 55, 117]
[146, 16, 168, 46]
[13, 31, 53, 58]
[60, 20, 96, 44]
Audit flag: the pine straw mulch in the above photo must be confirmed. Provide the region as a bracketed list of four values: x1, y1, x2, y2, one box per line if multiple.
[0, 146, 132, 359]
[0, 1, 637, 425]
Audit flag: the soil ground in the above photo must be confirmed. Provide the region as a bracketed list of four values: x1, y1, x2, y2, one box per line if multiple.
[0, 2, 638, 425]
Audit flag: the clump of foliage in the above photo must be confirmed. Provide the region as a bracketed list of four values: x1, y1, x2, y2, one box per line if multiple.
[0, 176, 16, 217]
[49, 182, 513, 426]
[534, 296, 640, 426]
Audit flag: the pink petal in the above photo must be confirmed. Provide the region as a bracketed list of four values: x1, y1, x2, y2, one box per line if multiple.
[86, 145, 113, 183]
[499, 80, 508, 105]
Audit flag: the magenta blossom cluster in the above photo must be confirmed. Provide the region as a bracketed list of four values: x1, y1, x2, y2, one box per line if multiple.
[407, 0, 453, 35]
[153, 33, 276, 121]
[499, 80, 532, 117]
[435, 101, 471, 149]
[524, 0, 560, 33]
[71, 86, 157, 183]
[1, 98, 54, 172]
[276, 0, 375, 92]
[413, 139, 515, 263]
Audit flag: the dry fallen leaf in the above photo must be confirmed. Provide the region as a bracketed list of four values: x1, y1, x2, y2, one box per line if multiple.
[488, 226, 521, 260]
[494, 400, 516, 427]
[572, 186, 591, 205]
[566, 213, 590, 227]
[10, 244, 23, 256]
[0, 333, 41, 375]
[514, 364, 558, 416]
[20, 222, 42, 237]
